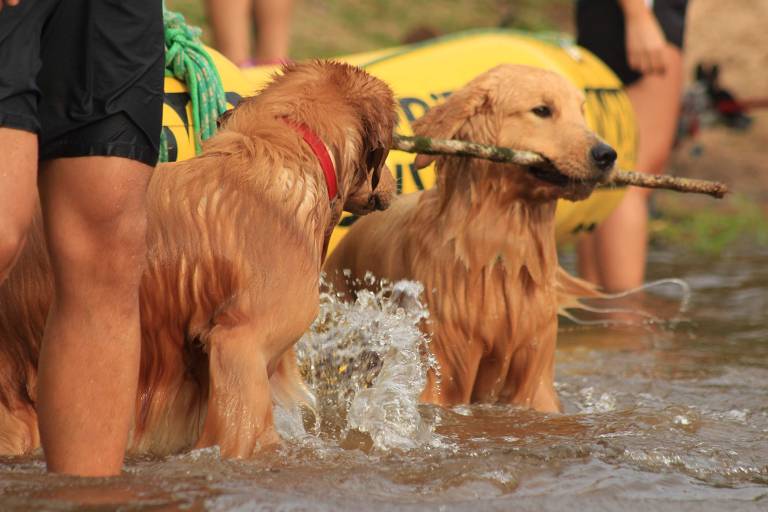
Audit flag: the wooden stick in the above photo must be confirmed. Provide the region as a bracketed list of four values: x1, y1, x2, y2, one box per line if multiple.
[606, 170, 728, 198]
[393, 134, 546, 166]
[392, 135, 728, 198]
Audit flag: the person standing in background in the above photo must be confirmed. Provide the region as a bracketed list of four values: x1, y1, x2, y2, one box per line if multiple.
[575, 0, 689, 292]
[205, 0, 294, 67]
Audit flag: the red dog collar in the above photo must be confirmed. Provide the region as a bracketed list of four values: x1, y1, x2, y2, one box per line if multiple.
[281, 118, 338, 201]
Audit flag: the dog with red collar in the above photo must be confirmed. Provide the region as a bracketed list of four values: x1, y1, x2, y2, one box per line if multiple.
[0, 61, 397, 458]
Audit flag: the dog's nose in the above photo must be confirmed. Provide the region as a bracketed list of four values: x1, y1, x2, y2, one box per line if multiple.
[590, 143, 617, 172]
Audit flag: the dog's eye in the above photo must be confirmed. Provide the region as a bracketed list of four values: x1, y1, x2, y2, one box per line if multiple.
[532, 105, 552, 118]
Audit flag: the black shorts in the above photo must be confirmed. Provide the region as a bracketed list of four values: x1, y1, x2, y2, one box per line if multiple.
[576, 0, 688, 85]
[0, 0, 164, 166]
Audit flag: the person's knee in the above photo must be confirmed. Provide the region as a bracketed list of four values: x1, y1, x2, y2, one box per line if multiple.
[39, 158, 152, 297]
[0, 201, 36, 279]
[48, 207, 149, 292]
[84, 209, 148, 279]
[0, 179, 37, 280]
[100, 210, 149, 279]
[0, 224, 29, 278]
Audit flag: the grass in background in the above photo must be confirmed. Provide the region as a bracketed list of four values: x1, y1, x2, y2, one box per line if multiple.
[167, 0, 573, 59]
[651, 194, 768, 254]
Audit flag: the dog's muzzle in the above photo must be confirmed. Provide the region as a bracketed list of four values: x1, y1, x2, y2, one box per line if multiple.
[372, 192, 391, 211]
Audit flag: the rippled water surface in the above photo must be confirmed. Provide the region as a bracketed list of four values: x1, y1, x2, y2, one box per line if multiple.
[1, 245, 766, 511]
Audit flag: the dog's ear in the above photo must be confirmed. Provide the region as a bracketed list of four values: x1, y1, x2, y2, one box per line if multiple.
[411, 78, 494, 169]
[358, 100, 395, 195]
[372, 162, 396, 210]
[343, 127, 396, 215]
[360, 146, 395, 211]
[365, 147, 388, 191]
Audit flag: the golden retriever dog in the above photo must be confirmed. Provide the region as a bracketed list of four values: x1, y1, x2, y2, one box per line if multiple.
[324, 64, 616, 413]
[0, 61, 397, 457]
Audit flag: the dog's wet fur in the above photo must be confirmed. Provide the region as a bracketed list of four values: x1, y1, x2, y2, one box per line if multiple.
[325, 64, 616, 412]
[0, 61, 397, 457]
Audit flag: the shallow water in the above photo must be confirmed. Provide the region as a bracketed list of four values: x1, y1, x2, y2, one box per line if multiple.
[1, 244, 767, 511]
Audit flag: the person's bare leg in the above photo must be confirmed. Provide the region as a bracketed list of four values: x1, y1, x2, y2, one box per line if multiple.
[590, 188, 650, 291]
[253, 0, 293, 61]
[0, 128, 38, 283]
[36, 156, 151, 476]
[577, 45, 683, 292]
[204, 0, 253, 65]
[575, 230, 599, 285]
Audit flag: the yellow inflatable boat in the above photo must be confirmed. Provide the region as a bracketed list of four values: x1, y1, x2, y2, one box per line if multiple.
[162, 30, 637, 251]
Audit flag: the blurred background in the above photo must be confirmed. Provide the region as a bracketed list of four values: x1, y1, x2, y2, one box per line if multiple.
[168, 0, 767, 253]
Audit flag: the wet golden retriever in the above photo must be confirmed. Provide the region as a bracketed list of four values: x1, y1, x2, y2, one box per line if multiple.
[0, 61, 397, 457]
[324, 64, 616, 413]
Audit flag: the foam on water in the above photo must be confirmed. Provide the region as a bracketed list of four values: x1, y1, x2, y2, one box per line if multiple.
[288, 276, 438, 451]
[575, 386, 618, 413]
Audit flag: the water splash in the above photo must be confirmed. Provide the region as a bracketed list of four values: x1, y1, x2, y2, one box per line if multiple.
[560, 278, 692, 327]
[575, 386, 617, 413]
[291, 276, 437, 451]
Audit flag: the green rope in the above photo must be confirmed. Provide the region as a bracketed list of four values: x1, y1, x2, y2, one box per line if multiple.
[159, 7, 228, 162]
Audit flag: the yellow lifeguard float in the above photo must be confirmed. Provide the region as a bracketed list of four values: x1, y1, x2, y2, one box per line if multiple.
[163, 30, 637, 251]
[161, 46, 254, 163]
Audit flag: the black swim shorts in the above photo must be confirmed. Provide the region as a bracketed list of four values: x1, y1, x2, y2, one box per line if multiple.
[0, 0, 164, 166]
[576, 0, 689, 85]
